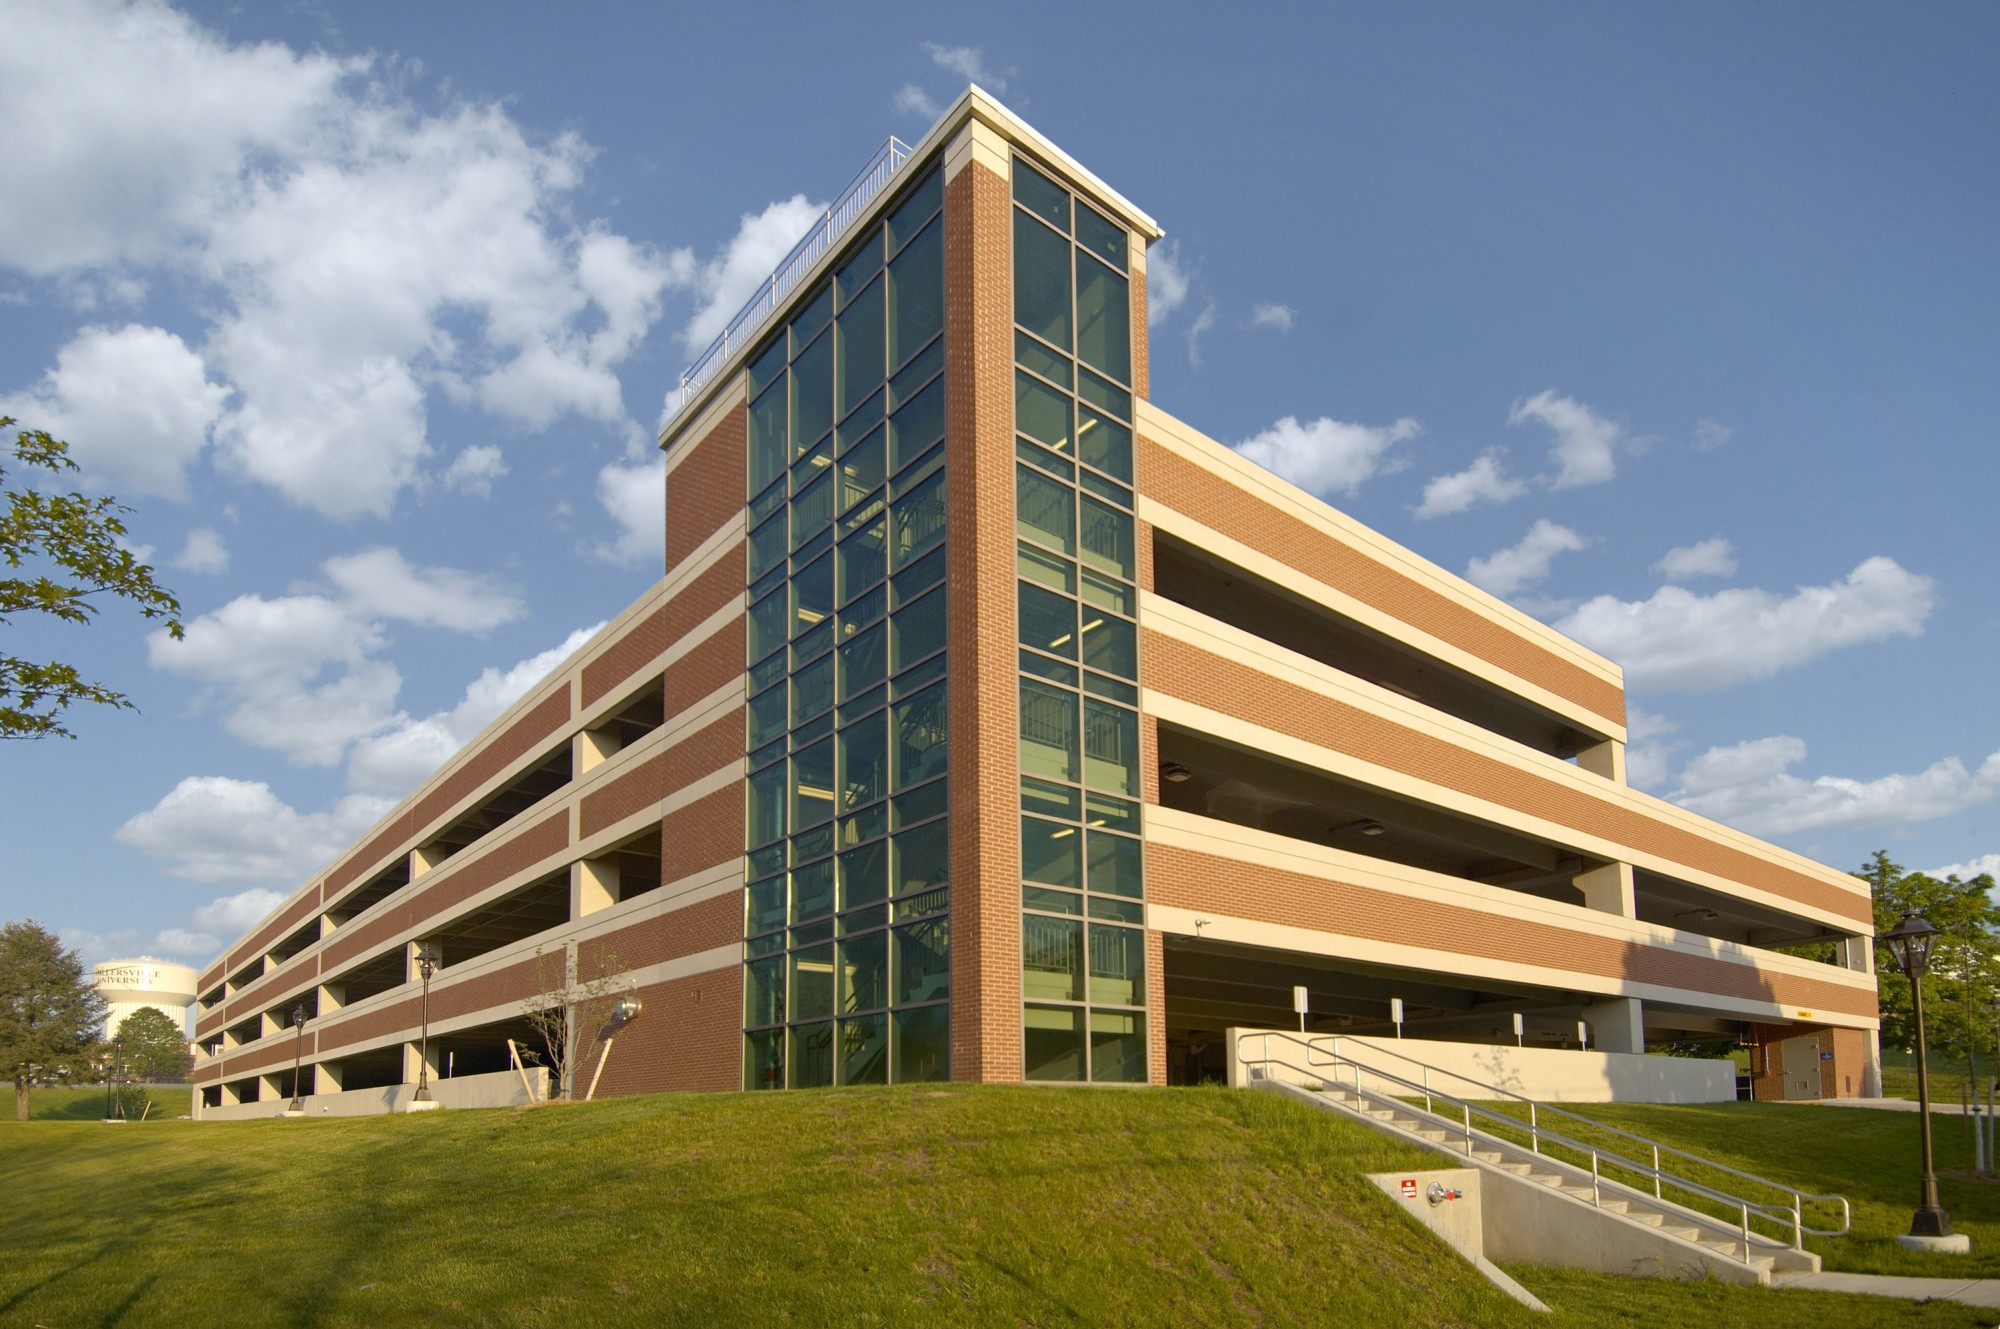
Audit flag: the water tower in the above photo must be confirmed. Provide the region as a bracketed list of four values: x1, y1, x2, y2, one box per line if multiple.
[94, 957, 199, 1039]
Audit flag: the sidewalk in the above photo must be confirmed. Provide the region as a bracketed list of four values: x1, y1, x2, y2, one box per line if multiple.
[1815, 1096, 1989, 1115]
[1775, 1271, 2000, 1308]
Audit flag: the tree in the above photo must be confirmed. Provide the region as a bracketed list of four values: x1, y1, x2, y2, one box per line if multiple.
[2, 417, 182, 740]
[1862, 850, 2000, 1064]
[114, 1006, 191, 1083]
[0, 921, 107, 1120]
[519, 945, 628, 1101]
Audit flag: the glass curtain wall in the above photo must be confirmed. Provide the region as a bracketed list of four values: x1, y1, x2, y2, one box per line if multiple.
[742, 167, 950, 1089]
[1010, 157, 1147, 1083]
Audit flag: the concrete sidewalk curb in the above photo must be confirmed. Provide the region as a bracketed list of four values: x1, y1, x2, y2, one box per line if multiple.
[1774, 1271, 2000, 1308]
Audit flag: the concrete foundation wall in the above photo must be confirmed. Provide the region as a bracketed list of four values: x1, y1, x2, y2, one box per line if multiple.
[193, 1066, 546, 1120]
[1229, 1028, 1735, 1103]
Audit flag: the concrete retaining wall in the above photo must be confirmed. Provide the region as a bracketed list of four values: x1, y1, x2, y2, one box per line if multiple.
[1229, 1028, 1735, 1103]
[192, 1066, 547, 1121]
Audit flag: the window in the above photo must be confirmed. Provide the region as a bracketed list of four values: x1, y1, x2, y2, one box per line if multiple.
[742, 167, 950, 1090]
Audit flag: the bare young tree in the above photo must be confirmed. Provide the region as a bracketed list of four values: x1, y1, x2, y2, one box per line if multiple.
[518, 944, 627, 1100]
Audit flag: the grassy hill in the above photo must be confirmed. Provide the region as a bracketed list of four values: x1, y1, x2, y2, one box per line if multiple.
[2, 1085, 1991, 1327]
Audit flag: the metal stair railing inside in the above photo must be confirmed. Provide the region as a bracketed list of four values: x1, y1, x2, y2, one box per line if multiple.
[1238, 1030, 1849, 1262]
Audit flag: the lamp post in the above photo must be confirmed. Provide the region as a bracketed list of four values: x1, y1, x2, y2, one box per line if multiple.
[108, 1037, 126, 1122]
[287, 1005, 308, 1114]
[100, 1052, 114, 1121]
[413, 946, 438, 1104]
[1883, 911, 1960, 1247]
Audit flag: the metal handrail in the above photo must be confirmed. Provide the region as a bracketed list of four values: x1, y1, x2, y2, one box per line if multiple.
[1238, 1031, 1849, 1257]
[678, 136, 913, 408]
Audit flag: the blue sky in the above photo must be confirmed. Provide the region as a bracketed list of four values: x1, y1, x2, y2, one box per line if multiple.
[2, 0, 1994, 971]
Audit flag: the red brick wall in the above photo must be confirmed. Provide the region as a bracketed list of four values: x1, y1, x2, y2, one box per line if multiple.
[665, 617, 743, 714]
[577, 892, 737, 979]
[1145, 631, 1868, 926]
[581, 968, 743, 1097]
[666, 403, 747, 574]
[577, 708, 741, 841]
[945, 153, 1022, 1085]
[582, 550, 743, 709]
[1139, 439, 1626, 730]
[660, 783, 743, 888]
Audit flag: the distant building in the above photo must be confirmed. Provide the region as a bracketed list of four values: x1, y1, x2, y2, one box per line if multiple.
[190, 88, 1878, 1117]
[95, 958, 198, 1040]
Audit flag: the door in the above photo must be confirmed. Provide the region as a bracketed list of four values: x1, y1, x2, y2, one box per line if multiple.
[1779, 1034, 1822, 1100]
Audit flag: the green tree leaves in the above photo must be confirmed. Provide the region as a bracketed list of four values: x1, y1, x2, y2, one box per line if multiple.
[0, 920, 107, 1120]
[1864, 850, 2000, 1061]
[114, 1005, 191, 1083]
[2, 416, 182, 739]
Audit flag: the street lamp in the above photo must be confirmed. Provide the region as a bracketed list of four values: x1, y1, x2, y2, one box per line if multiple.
[413, 946, 438, 1104]
[1883, 910, 1964, 1249]
[100, 1051, 113, 1120]
[107, 1036, 126, 1123]
[287, 1005, 308, 1114]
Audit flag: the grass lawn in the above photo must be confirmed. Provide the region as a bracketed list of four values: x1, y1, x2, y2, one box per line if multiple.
[2, 1085, 1993, 1327]
[15, 1084, 178, 1122]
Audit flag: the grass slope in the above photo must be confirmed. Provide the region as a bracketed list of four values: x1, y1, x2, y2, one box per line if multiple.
[0, 1086, 1990, 1328]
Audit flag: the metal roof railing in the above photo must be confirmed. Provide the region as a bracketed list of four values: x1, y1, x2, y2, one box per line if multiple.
[678, 136, 913, 410]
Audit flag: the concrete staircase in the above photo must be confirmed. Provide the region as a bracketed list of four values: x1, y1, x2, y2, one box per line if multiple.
[1258, 1074, 1824, 1286]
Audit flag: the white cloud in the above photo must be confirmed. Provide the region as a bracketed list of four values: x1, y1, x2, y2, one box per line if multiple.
[190, 887, 290, 936]
[1626, 708, 1681, 743]
[0, 0, 357, 274]
[0, 2, 681, 521]
[438, 444, 507, 498]
[1929, 854, 2000, 882]
[1146, 240, 1190, 327]
[1467, 520, 1588, 597]
[171, 526, 229, 574]
[116, 776, 389, 885]
[346, 624, 602, 796]
[1414, 449, 1528, 519]
[1693, 418, 1733, 451]
[1233, 414, 1420, 499]
[320, 546, 523, 632]
[0, 323, 225, 499]
[921, 42, 1007, 92]
[148, 545, 523, 764]
[1668, 737, 2000, 838]
[1185, 302, 1217, 367]
[679, 195, 826, 355]
[1654, 537, 1737, 581]
[1250, 303, 1294, 332]
[594, 456, 666, 565]
[1510, 389, 1623, 489]
[1556, 555, 1935, 692]
[1622, 708, 1682, 792]
[894, 85, 942, 119]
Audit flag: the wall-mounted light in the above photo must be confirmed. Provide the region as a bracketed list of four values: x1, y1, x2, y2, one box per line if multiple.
[612, 995, 643, 1024]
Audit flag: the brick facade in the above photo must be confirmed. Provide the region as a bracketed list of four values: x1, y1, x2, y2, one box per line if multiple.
[945, 151, 1022, 1084]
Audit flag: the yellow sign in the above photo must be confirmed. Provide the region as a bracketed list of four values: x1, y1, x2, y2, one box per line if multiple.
[1794, 1010, 1813, 1019]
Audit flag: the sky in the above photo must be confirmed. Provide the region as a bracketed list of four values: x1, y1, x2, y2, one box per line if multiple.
[1, 0, 1995, 979]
